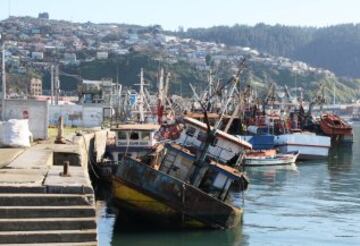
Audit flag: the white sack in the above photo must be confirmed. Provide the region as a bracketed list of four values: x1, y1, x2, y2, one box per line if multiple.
[0, 119, 32, 148]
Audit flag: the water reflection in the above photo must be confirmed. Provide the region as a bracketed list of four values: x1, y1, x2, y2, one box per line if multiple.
[97, 125, 360, 245]
[111, 223, 249, 246]
[245, 164, 298, 185]
[96, 197, 249, 246]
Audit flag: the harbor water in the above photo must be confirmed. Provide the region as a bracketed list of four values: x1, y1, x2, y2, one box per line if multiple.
[96, 124, 360, 246]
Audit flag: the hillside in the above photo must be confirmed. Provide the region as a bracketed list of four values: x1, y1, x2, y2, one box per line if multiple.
[42, 51, 360, 103]
[180, 23, 360, 78]
[2, 16, 360, 102]
[43, 52, 207, 96]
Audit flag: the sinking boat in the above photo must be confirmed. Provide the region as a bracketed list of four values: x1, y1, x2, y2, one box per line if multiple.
[319, 114, 353, 142]
[111, 65, 251, 229]
[244, 150, 299, 166]
[112, 143, 248, 229]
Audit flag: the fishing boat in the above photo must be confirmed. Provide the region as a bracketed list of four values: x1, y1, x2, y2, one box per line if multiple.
[111, 64, 250, 229]
[319, 114, 353, 142]
[274, 133, 331, 160]
[112, 143, 248, 229]
[237, 134, 275, 150]
[107, 123, 160, 161]
[244, 150, 299, 166]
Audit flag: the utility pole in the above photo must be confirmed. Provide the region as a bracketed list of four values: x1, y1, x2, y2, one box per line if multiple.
[2, 42, 6, 101]
[50, 65, 54, 105]
[1, 36, 5, 121]
[55, 65, 60, 105]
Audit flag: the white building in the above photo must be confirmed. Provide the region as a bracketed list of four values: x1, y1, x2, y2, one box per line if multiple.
[31, 51, 44, 60]
[63, 53, 77, 64]
[96, 51, 108, 60]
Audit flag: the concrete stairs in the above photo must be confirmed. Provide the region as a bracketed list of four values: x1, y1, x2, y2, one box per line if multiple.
[0, 131, 110, 245]
[0, 242, 97, 246]
[0, 145, 99, 245]
[0, 206, 95, 218]
[0, 230, 97, 244]
[0, 192, 97, 245]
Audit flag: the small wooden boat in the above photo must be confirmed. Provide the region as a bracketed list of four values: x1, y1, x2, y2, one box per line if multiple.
[244, 151, 299, 166]
[319, 114, 353, 141]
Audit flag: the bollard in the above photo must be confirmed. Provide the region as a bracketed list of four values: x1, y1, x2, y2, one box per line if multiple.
[60, 161, 71, 177]
[55, 116, 66, 144]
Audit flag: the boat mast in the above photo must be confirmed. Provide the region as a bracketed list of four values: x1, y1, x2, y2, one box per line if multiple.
[190, 60, 246, 186]
[164, 71, 170, 99]
[208, 69, 213, 99]
[139, 68, 145, 123]
[333, 80, 336, 107]
[158, 68, 164, 104]
[157, 68, 164, 124]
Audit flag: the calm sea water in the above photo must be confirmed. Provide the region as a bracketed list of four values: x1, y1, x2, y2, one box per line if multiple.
[96, 124, 360, 246]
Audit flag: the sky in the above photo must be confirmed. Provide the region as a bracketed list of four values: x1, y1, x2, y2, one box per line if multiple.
[1, 0, 360, 30]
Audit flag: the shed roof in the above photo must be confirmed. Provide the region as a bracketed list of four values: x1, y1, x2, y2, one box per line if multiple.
[111, 123, 160, 131]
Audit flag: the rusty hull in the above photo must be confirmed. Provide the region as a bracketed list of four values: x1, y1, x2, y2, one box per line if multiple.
[112, 158, 242, 229]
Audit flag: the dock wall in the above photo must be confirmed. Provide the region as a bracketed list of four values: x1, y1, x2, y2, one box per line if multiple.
[0, 129, 108, 245]
[49, 104, 105, 128]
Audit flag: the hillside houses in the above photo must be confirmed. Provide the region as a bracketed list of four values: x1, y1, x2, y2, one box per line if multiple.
[0, 15, 335, 85]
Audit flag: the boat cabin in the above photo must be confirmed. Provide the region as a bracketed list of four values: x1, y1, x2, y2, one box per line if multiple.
[177, 117, 252, 163]
[159, 143, 196, 182]
[159, 143, 248, 201]
[199, 161, 248, 201]
[108, 123, 160, 161]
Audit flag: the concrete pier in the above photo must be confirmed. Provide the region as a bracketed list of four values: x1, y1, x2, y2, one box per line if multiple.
[0, 130, 108, 245]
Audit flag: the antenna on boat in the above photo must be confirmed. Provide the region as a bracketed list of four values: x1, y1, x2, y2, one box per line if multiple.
[189, 59, 247, 186]
[139, 68, 145, 122]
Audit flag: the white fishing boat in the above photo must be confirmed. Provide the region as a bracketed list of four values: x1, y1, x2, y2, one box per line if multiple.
[274, 133, 331, 160]
[244, 151, 299, 166]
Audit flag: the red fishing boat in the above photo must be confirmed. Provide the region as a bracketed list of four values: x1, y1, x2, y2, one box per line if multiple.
[319, 114, 353, 141]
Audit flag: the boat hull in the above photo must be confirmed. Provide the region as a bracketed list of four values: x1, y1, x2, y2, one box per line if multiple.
[274, 134, 331, 160]
[244, 154, 298, 166]
[112, 158, 243, 229]
[320, 114, 352, 137]
[113, 178, 206, 228]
